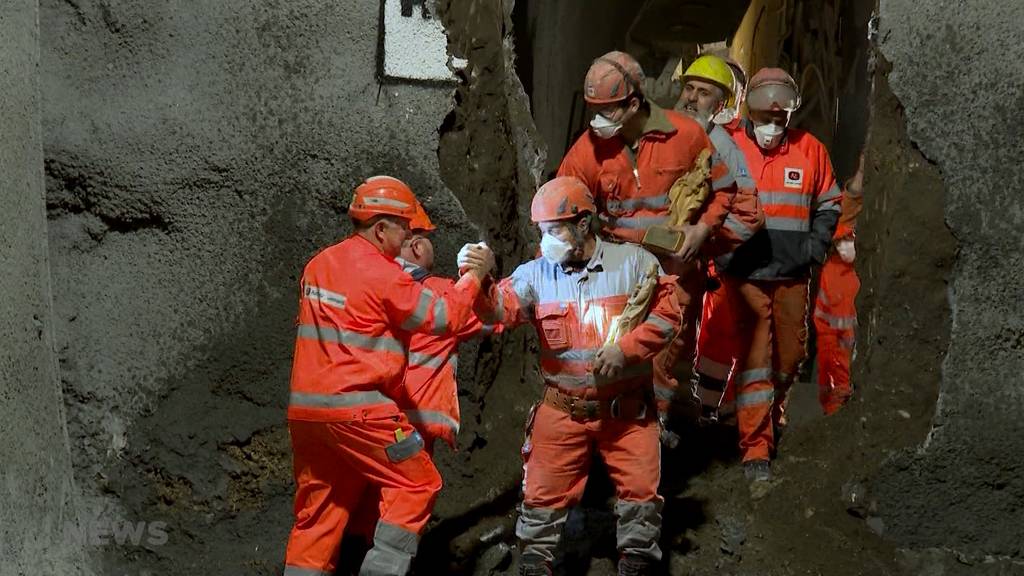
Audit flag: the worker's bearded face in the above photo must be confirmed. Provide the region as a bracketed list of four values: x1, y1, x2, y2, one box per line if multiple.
[681, 80, 725, 128]
[399, 235, 435, 271]
[375, 217, 412, 258]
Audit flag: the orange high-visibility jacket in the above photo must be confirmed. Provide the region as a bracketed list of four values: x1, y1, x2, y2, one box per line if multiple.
[288, 235, 481, 422]
[475, 239, 681, 400]
[395, 263, 498, 447]
[558, 103, 737, 245]
[727, 121, 841, 280]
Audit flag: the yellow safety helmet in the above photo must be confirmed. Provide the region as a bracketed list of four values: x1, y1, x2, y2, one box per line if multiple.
[675, 54, 736, 107]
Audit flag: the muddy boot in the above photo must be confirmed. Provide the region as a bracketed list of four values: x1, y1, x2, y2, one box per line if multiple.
[742, 459, 771, 483]
[618, 554, 653, 576]
[518, 553, 552, 576]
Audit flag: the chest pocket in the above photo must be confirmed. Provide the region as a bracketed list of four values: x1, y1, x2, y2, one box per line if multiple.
[536, 303, 571, 351]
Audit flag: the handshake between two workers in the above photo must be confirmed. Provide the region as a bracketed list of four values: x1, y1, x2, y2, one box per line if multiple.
[453, 241, 629, 380]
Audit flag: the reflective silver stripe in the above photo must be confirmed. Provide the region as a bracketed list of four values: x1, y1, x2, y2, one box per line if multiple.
[817, 183, 842, 203]
[760, 190, 810, 207]
[289, 390, 394, 409]
[303, 284, 346, 310]
[543, 362, 652, 388]
[284, 566, 332, 576]
[430, 299, 448, 335]
[736, 367, 772, 385]
[402, 289, 434, 331]
[654, 384, 675, 401]
[408, 352, 447, 369]
[696, 356, 732, 380]
[736, 175, 757, 190]
[713, 173, 735, 190]
[765, 216, 810, 232]
[815, 308, 856, 329]
[296, 324, 405, 354]
[406, 410, 460, 434]
[723, 214, 756, 241]
[494, 286, 508, 323]
[736, 388, 775, 408]
[601, 213, 668, 230]
[606, 194, 669, 213]
[374, 521, 419, 553]
[363, 196, 412, 210]
[449, 354, 458, 374]
[643, 314, 675, 340]
[541, 348, 598, 362]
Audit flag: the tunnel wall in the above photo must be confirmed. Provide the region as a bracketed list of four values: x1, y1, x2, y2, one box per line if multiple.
[38, 0, 508, 572]
[874, 0, 1024, 565]
[0, 0, 89, 572]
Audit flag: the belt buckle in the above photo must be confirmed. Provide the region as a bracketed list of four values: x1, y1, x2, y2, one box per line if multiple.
[567, 396, 595, 421]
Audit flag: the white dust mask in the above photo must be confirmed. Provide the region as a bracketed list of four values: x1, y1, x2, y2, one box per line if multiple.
[590, 113, 623, 139]
[540, 233, 573, 264]
[753, 122, 786, 150]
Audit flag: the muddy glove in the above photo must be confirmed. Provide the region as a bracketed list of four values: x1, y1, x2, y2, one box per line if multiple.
[836, 238, 856, 263]
[593, 344, 626, 380]
[658, 413, 680, 449]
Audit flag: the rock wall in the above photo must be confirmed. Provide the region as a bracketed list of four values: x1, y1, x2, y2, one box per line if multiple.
[0, 0, 89, 573]
[39, 0, 513, 572]
[873, 0, 1024, 567]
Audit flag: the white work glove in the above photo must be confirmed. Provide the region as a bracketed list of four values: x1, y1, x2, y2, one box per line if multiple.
[457, 242, 490, 274]
[836, 238, 856, 263]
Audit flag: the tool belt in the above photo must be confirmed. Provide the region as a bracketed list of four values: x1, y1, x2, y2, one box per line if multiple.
[542, 387, 652, 421]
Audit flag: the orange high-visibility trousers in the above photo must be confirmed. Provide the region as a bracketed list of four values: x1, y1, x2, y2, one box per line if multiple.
[517, 402, 663, 564]
[653, 257, 704, 414]
[694, 278, 739, 411]
[814, 254, 859, 414]
[727, 277, 809, 462]
[284, 416, 441, 576]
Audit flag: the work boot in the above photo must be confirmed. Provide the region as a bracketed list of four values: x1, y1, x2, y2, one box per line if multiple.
[518, 553, 552, 576]
[743, 459, 772, 483]
[618, 553, 653, 576]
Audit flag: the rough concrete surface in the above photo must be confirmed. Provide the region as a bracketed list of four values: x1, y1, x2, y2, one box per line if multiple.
[0, 0, 89, 573]
[874, 0, 1024, 565]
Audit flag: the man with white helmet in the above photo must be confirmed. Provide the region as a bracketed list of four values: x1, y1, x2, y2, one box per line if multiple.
[724, 68, 841, 485]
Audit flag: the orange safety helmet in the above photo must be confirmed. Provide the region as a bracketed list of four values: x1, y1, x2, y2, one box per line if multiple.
[584, 51, 645, 105]
[409, 201, 436, 233]
[349, 175, 418, 222]
[530, 176, 596, 223]
[747, 67, 801, 112]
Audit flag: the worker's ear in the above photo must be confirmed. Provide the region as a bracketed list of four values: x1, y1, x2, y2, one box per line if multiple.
[576, 214, 592, 236]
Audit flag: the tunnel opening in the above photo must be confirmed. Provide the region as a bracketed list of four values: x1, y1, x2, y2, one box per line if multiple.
[422, 0, 954, 574]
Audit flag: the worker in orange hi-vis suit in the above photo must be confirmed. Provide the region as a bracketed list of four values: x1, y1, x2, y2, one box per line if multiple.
[468, 177, 681, 576]
[283, 176, 495, 576]
[345, 202, 501, 559]
[674, 54, 765, 424]
[814, 155, 864, 415]
[724, 69, 841, 485]
[557, 50, 737, 438]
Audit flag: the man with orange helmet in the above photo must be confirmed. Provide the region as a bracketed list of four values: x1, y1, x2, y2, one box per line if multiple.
[344, 201, 500, 566]
[557, 50, 738, 429]
[722, 68, 841, 484]
[283, 176, 495, 576]
[466, 176, 681, 576]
